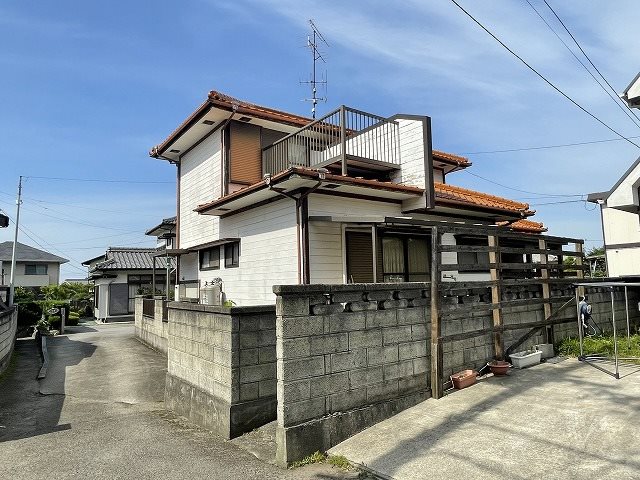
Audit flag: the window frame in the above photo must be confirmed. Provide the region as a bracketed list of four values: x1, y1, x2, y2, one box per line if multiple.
[199, 246, 221, 271]
[24, 264, 48, 275]
[380, 233, 430, 283]
[224, 242, 240, 268]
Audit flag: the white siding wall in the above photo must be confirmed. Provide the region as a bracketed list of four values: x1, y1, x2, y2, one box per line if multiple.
[607, 162, 640, 209]
[179, 132, 221, 249]
[197, 199, 298, 306]
[93, 271, 128, 320]
[1, 262, 62, 287]
[602, 206, 640, 276]
[391, 118, 426, 189]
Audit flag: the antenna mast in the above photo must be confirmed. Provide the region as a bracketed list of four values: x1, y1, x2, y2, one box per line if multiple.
[302, 19, 328, 119]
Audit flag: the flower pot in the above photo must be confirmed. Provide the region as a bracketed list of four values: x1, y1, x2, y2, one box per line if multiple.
[450, 369, 478, 389]
[487, 360, 511, 376]
[510, 350, 542, 369]
[534, 343, 554, 359]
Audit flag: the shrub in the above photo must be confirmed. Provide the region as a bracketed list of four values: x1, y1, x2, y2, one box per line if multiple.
[48, 315, 62, 330]
[17, 301, 43, 328]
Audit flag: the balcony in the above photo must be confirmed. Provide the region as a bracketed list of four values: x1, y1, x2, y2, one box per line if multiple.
[262, 106, 400, 177]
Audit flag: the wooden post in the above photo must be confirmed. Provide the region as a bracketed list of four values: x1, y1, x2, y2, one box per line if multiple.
[488, 235, 503, 359]
[539, 238, 552, 343]
[430, 227, 443, 399]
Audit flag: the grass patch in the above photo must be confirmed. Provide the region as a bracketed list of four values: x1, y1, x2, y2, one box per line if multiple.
[558, 334, 640, 359]
[328, 454, 352, 470]
[289, 451, 327, 468]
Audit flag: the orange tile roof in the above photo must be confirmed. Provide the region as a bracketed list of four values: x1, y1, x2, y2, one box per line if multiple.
[502, 219, 547, 233]
[432, 150, 471, 167]
[434, 182, 534, 216]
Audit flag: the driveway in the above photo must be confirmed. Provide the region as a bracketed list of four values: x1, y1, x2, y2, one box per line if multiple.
[330, 358, 640, 479]
[0, 324, 355, 480]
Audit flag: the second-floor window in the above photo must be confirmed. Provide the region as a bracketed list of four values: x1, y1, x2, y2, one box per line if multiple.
[200, 247, 220, 270]
[25, 264, 47, 275]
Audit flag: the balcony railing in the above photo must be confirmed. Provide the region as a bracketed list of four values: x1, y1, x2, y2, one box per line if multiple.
[262, 106, 400, 176]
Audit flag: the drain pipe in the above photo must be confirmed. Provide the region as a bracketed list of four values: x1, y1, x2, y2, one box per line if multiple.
[268, 176, 324, 284]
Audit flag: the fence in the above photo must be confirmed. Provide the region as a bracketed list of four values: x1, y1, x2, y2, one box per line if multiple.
[262, 105, 400, 176]
[0, 307, 17, 376]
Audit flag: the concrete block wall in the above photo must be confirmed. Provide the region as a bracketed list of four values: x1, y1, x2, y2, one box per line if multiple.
[164, 302, 276, 439]
[273, 283, 431, 466]
[134, 297, 169, 354]
[0, 308, 17, 375]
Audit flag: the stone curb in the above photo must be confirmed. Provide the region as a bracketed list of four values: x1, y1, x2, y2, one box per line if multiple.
[37, 334, 48, 380]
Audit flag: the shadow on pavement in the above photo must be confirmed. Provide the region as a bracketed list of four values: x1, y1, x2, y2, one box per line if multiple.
[0, 335, 96, 443]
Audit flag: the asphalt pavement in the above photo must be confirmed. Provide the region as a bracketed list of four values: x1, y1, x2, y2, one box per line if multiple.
[0, 323, 357, 480]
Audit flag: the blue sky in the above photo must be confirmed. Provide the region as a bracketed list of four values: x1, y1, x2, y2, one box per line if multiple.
[1, 0, 638, 280]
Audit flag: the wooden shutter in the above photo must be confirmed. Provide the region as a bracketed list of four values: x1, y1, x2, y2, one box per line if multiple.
[230, 122, 262, 184]
[346, 231, 374, 283]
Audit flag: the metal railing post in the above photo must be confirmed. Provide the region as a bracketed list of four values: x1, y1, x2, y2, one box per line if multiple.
[340, 105, 347, 176]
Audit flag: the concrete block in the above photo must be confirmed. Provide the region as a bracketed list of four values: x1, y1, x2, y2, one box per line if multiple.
[349, 366, 384, 388]
[239, 316, 260, 332]
[240, 348, 259, 366]
[366, 290, 394, 301]
[332, 291, 365, 303]
[366, 379, 399, 403]
[413, 356, 429, 375]
[383, 360, 414, 380]
[240, 331, 259, 349]
[329, 388, 367, 412]
[277, 316, 324, 338]
[259, 346, 276, 364]
[366, 309, 397, 328]
[399, 340, 427, 361]
[309, 372, 349, 397]
[327, 313, 366, 333]
[330, 350, 368, 372]
[240, 363, 277, 384]
[278, 379, 311, 403]
[411, 324, 427, 341]
[397, 307, 424, 325]
[398, 374, 428, 394]
[279, 356, 325, 381]
[240, 382, 260, 401]
[382, 299, 410, 310]
[312, 304, 345, 315]
[282, 397, 326, 426]
[410, 298, 430, 307]
[367, 345, 398, 366]
[213, 347, 233, 366]
[348, 330, 383, 349]
[395, 289, 423, 300]
[259, 379, 276, 398]
[348, 301, 378, 312]
[309, 333, 349, 355]
[276, 295, 310, 317]
[383, 326, 412, 345]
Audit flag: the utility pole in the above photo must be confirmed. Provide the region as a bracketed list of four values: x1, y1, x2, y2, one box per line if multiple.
[8, 176, 23, 307]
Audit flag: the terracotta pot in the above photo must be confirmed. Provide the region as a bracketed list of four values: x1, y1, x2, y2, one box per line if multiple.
[487, 360, 511, 376]
[450, 369, 478, 389]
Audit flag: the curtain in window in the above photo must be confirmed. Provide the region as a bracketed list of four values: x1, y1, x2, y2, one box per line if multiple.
[383, 237, 404, 282]
[408, 238, 429, 281]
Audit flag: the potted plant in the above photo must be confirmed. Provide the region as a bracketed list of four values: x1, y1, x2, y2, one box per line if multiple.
[450, 369, 478, 389]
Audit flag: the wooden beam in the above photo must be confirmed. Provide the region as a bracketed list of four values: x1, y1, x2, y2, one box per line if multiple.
[488, 235, 503, 359]
[575, 242, 585, 298]
[430, 227, 444, 399]
[539, 238, 553, 343]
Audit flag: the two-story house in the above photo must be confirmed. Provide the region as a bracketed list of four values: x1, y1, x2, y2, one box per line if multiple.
[0, 241, 68, 289]
[150, 91, 546, 306]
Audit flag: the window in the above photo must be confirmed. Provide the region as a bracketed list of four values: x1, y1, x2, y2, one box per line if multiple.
[200, 246, 220, 270]
[127, 274, 167, 312]
[25, 264, 47, 275]
[225, 242, 240, 268]
[381, 234, 429, 282]
[455, 236, 490, 273]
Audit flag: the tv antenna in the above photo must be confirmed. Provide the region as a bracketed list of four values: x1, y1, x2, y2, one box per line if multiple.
[301, 19, 328, 119]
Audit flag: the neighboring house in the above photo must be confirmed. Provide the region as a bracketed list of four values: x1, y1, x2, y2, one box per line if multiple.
[621, 72, 640, 109]
[0, 241, 68, 288]
[83, 247, 176, 322]
[587, 157, 640, 277]
[150, 90, 548, 306]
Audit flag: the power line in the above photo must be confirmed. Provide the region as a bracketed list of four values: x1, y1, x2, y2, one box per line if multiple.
[460, 135, 640, 155]
[461, 170, 585, 197]
[525, 0, 640, 129]
[449, 0, 640, 149]
[24, 175, 173, 184]
[542, 0, 640, 124]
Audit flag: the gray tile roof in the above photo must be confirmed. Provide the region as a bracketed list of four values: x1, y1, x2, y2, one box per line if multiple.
[0, 241, 68, 264]
[91, 247, 176, 271]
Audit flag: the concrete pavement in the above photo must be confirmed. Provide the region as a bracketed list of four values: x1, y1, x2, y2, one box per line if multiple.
[329, 357, 640, 480]
[0, 323, 357, 480]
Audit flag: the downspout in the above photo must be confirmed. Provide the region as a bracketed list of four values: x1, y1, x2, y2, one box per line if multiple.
[268, 178, 324, 284]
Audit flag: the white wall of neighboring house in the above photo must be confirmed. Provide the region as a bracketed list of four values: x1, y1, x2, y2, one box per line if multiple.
[0, 262, 61, 287]
[602, 206, 640, 276]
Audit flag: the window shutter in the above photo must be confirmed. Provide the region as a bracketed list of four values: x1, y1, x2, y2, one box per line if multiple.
[346, 231, 374, 283]
[230, 122, 262, 184]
